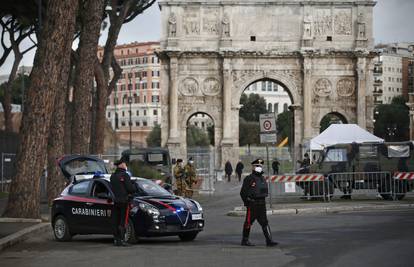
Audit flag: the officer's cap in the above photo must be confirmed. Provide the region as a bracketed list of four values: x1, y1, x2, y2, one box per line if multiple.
[114, 155, 129, 166]
[176, 158, 183, 163]
[251, 158, 264, 166]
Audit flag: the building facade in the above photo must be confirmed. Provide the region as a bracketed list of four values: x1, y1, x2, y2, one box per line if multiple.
[245, 81, 291, 114]
[158, 0, 377, 168]
[100, 42, 161, 147]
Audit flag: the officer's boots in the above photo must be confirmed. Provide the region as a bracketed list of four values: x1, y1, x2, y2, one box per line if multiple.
[262, 226, 278, 247]
[241, 228, 254, 246]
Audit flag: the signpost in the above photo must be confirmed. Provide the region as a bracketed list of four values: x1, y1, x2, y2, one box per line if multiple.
[259, 113, 277, 208]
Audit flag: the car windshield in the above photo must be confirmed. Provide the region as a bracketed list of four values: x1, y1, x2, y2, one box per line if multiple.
[135, 179, 171, 197]
[64, 159, 107, 176]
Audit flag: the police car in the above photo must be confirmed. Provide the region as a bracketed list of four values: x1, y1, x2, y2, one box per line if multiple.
[51, 155, 204, 243]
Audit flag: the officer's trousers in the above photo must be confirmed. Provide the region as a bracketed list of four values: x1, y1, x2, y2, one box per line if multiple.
[113, 202, 128, 241]
[242, 200, 269, 240]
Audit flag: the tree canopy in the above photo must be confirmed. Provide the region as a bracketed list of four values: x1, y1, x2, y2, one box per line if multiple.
[146, 124, 161, 147]
[374, 96, 409, 141]
[239, 93, 267, 122]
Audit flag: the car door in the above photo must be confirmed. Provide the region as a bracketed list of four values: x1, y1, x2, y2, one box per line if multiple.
[89, 180, 114, 234]
[66, 180, 95, 234]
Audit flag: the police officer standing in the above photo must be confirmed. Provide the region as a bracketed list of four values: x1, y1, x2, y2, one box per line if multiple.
[110, 155, 136, 246]
[240, 159, 278, 247]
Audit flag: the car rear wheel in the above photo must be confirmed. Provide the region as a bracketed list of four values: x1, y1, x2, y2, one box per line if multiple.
[178, 231, 198, 242]
[125, 222, 138, 244]
[53, 215, 72, 242]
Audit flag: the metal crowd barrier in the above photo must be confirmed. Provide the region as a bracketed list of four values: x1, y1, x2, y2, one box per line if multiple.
[267, 174, 330, 202]
[267, 171, 414, 202]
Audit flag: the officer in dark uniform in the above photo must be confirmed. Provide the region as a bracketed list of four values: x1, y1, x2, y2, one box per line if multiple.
[240, 158, 278, 247]
[110, 155, 137, 246]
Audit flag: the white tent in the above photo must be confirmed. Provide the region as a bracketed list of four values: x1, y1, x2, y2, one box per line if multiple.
[309, 124, 384, 151]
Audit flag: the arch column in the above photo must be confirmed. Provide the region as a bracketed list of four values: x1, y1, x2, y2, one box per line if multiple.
[303, 57, 313, 140]
[357, 57, 367, 129]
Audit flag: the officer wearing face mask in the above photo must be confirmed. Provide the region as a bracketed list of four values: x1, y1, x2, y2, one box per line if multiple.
[240, 159, 278, 247]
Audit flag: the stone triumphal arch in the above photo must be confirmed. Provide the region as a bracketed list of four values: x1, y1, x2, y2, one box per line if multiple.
[158, 0, 377, 168]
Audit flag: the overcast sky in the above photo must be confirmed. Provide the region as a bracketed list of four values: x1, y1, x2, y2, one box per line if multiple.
[1, 0, 413, 75]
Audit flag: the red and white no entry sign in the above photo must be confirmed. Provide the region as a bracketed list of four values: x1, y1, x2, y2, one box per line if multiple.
[263, 120, 272, 131]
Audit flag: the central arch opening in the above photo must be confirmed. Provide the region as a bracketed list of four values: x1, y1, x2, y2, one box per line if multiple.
[238, 78, 294, 175]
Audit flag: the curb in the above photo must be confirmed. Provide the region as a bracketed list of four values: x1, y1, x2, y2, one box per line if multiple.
[0, 223, 50, 252]
[0, 218, 42, 223]
[227, 203, 414, 217]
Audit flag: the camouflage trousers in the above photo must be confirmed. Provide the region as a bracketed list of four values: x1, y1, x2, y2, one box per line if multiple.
[175, 179, 191, 197]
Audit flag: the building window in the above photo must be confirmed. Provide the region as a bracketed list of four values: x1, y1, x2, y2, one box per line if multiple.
[114, 98, 118, 105]
[261, 81, 266, 91]
[121, 121, 126, 126]
[142, 71, 147, 77]
[267, 82, 272, 91]
[267, 103, 272, 112]
[144, 110, 147, 116]
[252, 83, 257, 91]
[136, 110, 139, 116]
[152, 95, 159, 103]
[122, 111, 125, 117]
[144, 96, 147, 103]
[202, 122, 205, 128]
[143, 121, 147, 126]
[274, 103, 279, 114]
[153, 109, 157, 115]
[135, 121, 139, 126]
[143, 83, 147, 89]
[283, 103, 288, 112]
[107, 112, 111, 118]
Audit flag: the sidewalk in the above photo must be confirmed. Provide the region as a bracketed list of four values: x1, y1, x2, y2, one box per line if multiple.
[228, 199, 414, 216]
[0, 196, 50, 252]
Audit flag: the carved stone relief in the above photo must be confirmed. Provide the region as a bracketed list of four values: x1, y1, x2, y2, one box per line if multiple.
[314, 78, 332, 97]
[222, 14, 230, 37]
[334, 9, 352, 35]
[314, 9, 332, 36]
[184, 11, 200, 35]
[179, 77, 199, 96]
[303, 13, 313, 39]
[337, 79, 355, 97]
[168, 13, 177, 37]
[202, 9, 219, 35]
[357, 13, 366, 39]
[202, 77, 221, 96]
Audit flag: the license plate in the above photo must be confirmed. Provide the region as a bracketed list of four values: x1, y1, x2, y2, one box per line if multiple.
[192, 213, 202, 220]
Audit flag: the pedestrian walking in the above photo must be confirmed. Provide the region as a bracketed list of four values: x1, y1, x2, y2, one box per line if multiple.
[235, 160, 244, 182]
[240, 158, 278, 247]
[271, 158, 280, 175]
[225, 160, 233, 182]
[110, 155, 137, 246]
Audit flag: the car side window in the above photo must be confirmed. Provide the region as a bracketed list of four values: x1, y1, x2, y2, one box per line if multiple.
[91, 181, 111, 198]
[69, 181, 91, 196]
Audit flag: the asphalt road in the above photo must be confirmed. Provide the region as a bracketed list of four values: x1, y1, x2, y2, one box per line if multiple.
[1, 181, 414, 267]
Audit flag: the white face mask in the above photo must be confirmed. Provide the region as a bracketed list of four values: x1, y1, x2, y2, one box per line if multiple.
[254, 166, 263, 173]
[189, 161, 194, 164]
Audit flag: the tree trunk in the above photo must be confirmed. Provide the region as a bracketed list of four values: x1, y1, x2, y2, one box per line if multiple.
[3, 0, 78, 219]
[47, 46, 72, 205]
[1, 53, 22, 132]
[71, 0, 105, 154]
[91, 58, 109, 154]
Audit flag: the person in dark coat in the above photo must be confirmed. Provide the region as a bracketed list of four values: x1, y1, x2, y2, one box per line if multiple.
[240, 159, 278, 247]
[224, 160, 233, 182]
[271, 158, 280, 175]
[110, 155, 137, 246]
[235, 160, 244, 182]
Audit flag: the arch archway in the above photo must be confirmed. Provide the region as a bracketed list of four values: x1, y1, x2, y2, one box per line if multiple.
[319, 112, 348, 133]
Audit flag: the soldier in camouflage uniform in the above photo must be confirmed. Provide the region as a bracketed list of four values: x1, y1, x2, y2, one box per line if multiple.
[174, 159, 188, 196]
[184, 157, 197, 197]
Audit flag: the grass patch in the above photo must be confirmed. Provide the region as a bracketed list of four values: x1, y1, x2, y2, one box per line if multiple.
[0, 192, 9, 198]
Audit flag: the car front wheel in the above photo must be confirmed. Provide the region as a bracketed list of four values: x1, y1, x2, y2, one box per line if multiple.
[178, 231, 198, 242]
[125, 221, 138, 244]
[53, 215, 72, 242]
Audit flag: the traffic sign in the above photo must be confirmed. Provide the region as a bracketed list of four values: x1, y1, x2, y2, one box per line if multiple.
[259, 113, 276, 133]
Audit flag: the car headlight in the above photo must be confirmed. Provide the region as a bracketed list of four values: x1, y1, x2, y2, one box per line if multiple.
[139, 203, 160, 216]
[192, 200, 203, 212]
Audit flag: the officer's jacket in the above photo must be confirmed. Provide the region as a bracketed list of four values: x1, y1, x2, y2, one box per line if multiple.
[110, 168, 136, 203]
[240, 171, 269, 205]
[174, 165, 185, 180]
[184, 164, 196, 178]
